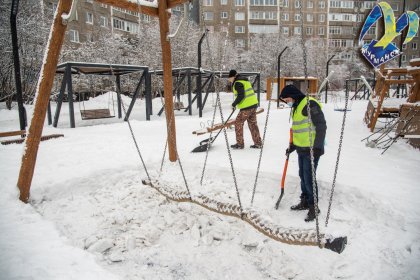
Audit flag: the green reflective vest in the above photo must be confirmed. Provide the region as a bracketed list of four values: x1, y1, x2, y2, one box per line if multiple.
[233, 80, 259, 109]
[292, 97, 322, 147]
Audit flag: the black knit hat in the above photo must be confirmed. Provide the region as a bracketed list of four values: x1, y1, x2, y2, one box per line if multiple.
[228, 69, 237, 78]
[280, 85, 305, 100]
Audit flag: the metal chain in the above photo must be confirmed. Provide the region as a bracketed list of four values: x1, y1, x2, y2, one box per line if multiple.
[325, 88, 349, 226]
[298, 0, 321, 247]
[119, 83, 151, 182]
[250, 99, 271, 205]
[198, 8, 243, 212]
[200, 83, 220, 185]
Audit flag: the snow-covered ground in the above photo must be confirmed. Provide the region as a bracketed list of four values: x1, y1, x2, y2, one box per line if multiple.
[0, 93, 419, 280]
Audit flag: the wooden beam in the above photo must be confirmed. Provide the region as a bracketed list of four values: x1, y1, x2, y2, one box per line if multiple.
[158, 0, 177, 162]
[384, 79, 415, 84]
[96, 0, 158, 17]
[167, 0, 192, 8]
[16, 0, 72, 203]
[0, 130, 25, 138]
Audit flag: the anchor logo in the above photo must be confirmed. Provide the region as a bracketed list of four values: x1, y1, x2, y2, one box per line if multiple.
[359, 1, 419, 68]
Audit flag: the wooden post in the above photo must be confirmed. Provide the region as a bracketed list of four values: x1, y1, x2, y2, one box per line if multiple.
[158, 0, 177, 162]
[16, 0, 71, 202]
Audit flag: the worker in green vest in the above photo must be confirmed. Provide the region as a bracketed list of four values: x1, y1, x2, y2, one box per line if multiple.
[280, 85, 327, 222]
[228, 70, 262, 149]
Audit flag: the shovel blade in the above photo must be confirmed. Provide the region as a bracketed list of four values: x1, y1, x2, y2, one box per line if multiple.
[191, 144, 211, 153]
[274, 189, 285, 209]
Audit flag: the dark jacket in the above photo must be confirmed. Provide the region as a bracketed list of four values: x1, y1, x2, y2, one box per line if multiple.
[280, 85, 327, 156]
[232, 75, 258, 111]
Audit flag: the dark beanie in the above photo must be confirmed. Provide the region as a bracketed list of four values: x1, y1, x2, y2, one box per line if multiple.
[280, 85, 305, 100]
[228, 69, 237, 78]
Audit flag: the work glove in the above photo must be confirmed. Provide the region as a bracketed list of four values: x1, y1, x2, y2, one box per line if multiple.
[313, 148, 324, 157]
[285, 144, 296, 155]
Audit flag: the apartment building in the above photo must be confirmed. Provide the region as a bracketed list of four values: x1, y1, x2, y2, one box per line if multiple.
[44, 0, 154, 45]
[42, 0, 418, 65]
[201, 0, 419, 64]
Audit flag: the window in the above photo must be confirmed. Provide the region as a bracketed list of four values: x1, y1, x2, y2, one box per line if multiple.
[69, 30, 79, 43]
[364, 1, 375, 9]
[86, 33, 94, 42]
[100, 16, 108, 27]
[294, 14, 301, 21]
[236, 39, 245, 48]
[113, 18, 124, 30]
[329, 26, 341, 34]
[204, 12, 214, 20]
[100, 3, 108, 8]
[250, 11, 277, 19]
[221, 26, 228, 33]
[307, 1, 313, 8]
[235, 0, 245, 6]
[306, 27, 313, 35]
[282, 0, 289, 7]
[282, 26, 289, 35]
[221, 0, 228, 4]
[204, 0, 213, 5]
[342, 1, 354, 8]
[235, 26, 245, 33]
[249, 24, 278, 33]
[294, 0, 301, 8]
[294, 26, 301, 35]
[402, 44, 407, 50]
[319, 14, 325, 22]
[357, 14, 364, 22]
[401, 55, 406, 62]
[330, 1, 340, 8]
[281, 13, 289, 21]
[86, 12, 93, 24]
[307, 14, 313, 22]
[412, 42, 418, 50]
[318, 27, 324, 35]
[235, 12, 245, 20]
[221, 12, 228, 19]
[319, 1, 325, 8]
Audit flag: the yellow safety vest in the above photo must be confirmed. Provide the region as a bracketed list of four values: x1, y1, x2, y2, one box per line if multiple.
[233, 80, 259, 109]
[292, 97, 322, 147]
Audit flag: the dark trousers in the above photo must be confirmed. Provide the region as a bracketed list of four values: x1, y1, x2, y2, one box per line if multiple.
[298, 153, 320, 205]
[234, 108, 262, 147]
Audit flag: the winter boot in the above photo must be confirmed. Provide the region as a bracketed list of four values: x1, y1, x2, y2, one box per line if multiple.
[231, 143, 244, 149]
[250, 144, 262, 149]
[290, 198, 309, 211]
[305, 205, 320, 222]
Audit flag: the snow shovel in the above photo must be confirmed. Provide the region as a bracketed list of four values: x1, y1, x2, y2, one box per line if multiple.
[191, 109, 236, 153]
[275, 128, 293, 209]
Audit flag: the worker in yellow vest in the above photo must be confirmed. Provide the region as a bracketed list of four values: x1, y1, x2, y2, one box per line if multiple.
[228, 70, 262, 149]
[280, 85, 327, 222]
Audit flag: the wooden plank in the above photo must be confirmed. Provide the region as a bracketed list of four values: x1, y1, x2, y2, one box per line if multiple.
[369, 83, 390, 132]
[1, 134, 64, 145]
[0, 130, 26, 138]
[384, 79, 415, 84]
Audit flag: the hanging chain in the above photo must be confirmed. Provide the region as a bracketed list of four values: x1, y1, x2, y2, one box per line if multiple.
[250, 99, 271, 205]
[200, 81, 220, 185]
[298, 0, 321, 247]
[197, 10, 243, 213]
[325, 87, 349, 226]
